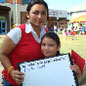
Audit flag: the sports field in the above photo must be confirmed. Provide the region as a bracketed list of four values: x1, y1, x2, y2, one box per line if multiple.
[59, 35, 86, 58]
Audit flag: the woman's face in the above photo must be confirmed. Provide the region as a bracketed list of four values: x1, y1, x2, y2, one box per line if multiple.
[28, 4, 47, 27]
[41, 37, 60, 58]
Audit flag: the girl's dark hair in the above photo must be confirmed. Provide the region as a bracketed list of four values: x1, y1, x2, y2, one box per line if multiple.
[26, 0, 49, 20]
[41, 32, 60, 46]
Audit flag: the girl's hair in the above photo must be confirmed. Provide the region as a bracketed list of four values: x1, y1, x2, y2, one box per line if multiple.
[26, 0, 49, 20]
[41, 32, 60, 46]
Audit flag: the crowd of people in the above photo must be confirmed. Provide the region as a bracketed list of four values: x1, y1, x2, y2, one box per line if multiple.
[47, 24, 86, 36]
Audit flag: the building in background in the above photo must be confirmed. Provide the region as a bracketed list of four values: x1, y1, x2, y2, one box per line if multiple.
[68, 3, 86, 28]
[48, 9, 68, 28]
[0, 0, 30, 34]
[0, 0, 68, 34]
[0, 5, 10, 34]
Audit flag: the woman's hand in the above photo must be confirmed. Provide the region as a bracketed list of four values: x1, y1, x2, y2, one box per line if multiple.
[10, 69, 24, 85]
[70, 64, 81, 79]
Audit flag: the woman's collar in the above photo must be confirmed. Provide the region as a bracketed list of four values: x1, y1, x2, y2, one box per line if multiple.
[25, 23, 43, 33]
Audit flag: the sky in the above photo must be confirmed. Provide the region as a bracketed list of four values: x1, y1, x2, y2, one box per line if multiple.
[44, 0, 86, 11]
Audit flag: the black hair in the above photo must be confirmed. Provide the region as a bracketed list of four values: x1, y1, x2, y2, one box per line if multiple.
[41, 32, 60, 46]
[26, 0, 49, 20]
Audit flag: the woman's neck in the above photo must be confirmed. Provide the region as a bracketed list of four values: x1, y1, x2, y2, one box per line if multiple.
[34, 29, 41, 38]
[31, 24, 41, 38]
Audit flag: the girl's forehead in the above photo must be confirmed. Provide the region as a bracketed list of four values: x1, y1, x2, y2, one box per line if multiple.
[43, 37, 55, 42]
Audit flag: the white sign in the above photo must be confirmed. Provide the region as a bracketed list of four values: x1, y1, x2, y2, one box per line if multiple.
[18, 54, 78, 86]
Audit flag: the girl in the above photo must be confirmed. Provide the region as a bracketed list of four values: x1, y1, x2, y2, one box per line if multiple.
[41, 32, 61, 58]
[41, 32, 81, 79]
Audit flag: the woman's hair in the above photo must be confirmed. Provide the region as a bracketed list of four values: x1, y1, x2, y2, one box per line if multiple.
[26, 0, 49, 20]
[41, 32, 60, 46]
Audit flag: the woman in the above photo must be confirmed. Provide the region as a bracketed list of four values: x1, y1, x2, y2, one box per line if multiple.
[0, 0, 48, 86]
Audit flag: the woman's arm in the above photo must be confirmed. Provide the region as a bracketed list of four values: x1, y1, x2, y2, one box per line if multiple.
[0, 35, 16, 70]
[0, 35, 24, 85]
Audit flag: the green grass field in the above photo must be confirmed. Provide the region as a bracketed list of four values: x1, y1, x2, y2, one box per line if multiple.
[0, 37, 4, 48]
[59, 35, 86, 58]
[0, 35, 86, 58]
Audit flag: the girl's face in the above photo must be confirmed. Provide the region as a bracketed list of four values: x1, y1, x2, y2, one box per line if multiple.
[41, 37, 60, 58]
[27, 4, 47, 28]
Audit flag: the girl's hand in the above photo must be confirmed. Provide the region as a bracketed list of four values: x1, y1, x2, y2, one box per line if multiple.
[70, 64, 81, 79]
[10, 69, 24, 85]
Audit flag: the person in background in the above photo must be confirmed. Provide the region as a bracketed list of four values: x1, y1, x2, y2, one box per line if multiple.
[82, 26, 85, 35]
[64, 28, 68, 39]
[74, 27, 78, 35]
[50, 25, 54, 32]
[12, 24, 16, 28]
[54, 24, 57, 34]
[67, 23, 71, 35]
[47, 26, 51, 32]
[41, 32, 81, 79]
[0, 0, 48, 86]
[71, 27, 75, 40]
